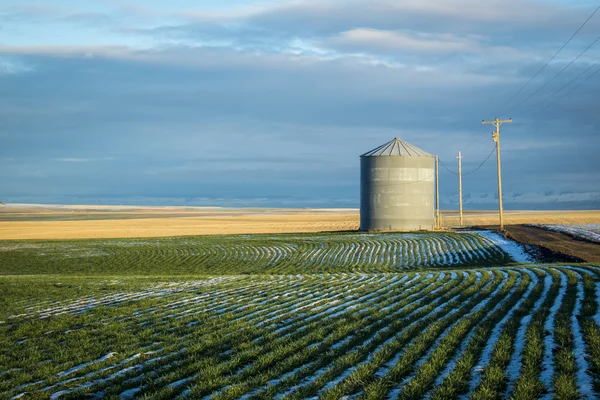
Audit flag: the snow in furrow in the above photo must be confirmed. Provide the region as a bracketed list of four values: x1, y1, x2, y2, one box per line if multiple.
[255, 278, 370, 329]
[571, 271, 595, 399]
[504, 269, 551, 396]
[384, 274, 493, 393]
[466, 234, 490, 260]
[563, 266, 600, 327]
[284, 274, 455, 396]
[538, 224, 600, 243]
[217, 277, 409, 397]
[330, 243, 345, 266]
[429, 270, 511, 391]
[285, 276, 397, 326]
[464, 269, 536, 397]
[237, 362, 318, 400]
[540, 270, 568, 399]
[317, 272, 468, 395]
[429, 236, 442, 265]
[267, 276, 400, 339]
[415, 239, 422, 266]
[391, 240, 398, 267]
[423, 239, 434, 265]
[56, 352, 117, 378]
[389, 271, 495, 395]
[455, 234, 474, 262]
[474, 230, 534, 263]
[344, 242, 357, 265]
[272, 366, 330, 400]
[10, 278, 235, 320]
[595, 277, 600, 327]
[120, 387, 142, 399]
[34, 348, 167, 397]
[329, 274, 446, 350]
[323, 275, 407, 319]
[441, 236, 457, 265]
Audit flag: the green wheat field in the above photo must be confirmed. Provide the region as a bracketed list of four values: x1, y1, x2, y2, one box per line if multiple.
[1, 231, 599, 399]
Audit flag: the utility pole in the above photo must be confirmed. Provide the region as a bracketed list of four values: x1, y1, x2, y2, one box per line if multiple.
[457, 151, 463, 226]
[435, 155, 441, 230]
[481, 117, 512, 230]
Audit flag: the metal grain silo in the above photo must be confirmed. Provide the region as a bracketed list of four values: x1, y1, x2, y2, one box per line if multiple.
[360, 138, 435, 231]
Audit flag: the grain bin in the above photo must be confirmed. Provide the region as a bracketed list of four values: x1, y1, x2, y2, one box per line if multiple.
[360, 138, 435, 231]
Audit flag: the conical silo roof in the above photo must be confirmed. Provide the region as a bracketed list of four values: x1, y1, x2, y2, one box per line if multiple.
[361, 137, 433, 157]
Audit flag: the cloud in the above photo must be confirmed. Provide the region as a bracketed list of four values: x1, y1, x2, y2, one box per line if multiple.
[0, 3, 67, 21]
[55, 158, 90, 163]
[0, 45, 133, 59]
[63, 12, 115, 28]
[328, 29, 480, 53]
[0, 56, 35, 75]
[0, 0, 598, 207]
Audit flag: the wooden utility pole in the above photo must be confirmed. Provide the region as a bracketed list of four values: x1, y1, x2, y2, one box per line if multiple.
[482, 117, 512, 230]
[457, 151, 463, 226]
[435, 155, 441, 229]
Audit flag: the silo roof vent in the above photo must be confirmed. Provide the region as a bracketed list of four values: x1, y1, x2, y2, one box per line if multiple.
[361, 137, 433, 157]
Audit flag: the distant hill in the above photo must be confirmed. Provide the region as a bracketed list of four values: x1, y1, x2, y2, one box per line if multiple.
[2, 192, 599, 210]
[440, 191, 600, 210]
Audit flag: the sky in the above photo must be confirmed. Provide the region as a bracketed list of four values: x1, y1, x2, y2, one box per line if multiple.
[1, 0, 599, 208]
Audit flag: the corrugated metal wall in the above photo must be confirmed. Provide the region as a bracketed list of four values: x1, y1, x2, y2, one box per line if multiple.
[360, 155, 435, 231]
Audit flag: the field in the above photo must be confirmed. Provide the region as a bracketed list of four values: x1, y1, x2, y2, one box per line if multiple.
[1, 204, 599, 240]
[535, 224, 600, 244]
[0, 231, 516, 276]
[505, 225, 600, 263]
[1, 229, 600, 399]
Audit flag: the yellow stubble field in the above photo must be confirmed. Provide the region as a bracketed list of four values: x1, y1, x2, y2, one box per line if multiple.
[0, 204, 598, 240]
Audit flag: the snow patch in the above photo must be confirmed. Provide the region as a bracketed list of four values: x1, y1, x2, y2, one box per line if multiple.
[473, 230, 534, 263]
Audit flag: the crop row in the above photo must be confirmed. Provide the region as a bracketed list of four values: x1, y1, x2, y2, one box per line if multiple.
[0, 232, 515, 275]
[2, 265, 600, 399]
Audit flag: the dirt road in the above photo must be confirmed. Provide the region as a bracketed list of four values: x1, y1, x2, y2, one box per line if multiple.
[504, 224, 600, 263]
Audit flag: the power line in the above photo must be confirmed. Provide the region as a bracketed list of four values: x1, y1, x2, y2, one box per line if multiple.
[461, 130, 490, 152]
[506, 34, 600, 113]
[463, 146, 497, 176]
[534, 63, 600, 114]
[439, 159, 458, 175]
[487, 3, 600, 116]
[438, 146, 496, 177]
[371, 146, 496, 186]
[523, 57, 600, 114]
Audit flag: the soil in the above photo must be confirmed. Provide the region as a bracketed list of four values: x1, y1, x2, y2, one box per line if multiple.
[503, 225, 600, 263]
